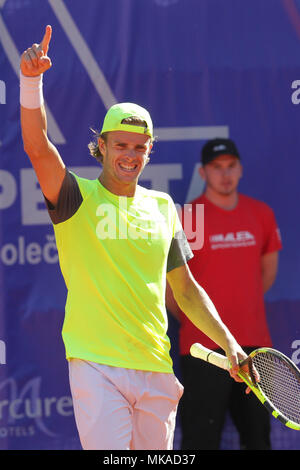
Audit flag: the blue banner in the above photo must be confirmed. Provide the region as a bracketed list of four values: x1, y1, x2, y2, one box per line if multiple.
[1, 0, 300, 450]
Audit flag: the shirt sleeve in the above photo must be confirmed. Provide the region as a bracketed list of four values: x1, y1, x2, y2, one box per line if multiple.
[166, 198, 194, 272]
[167, 229, 194, 272]
[44, 169, 83, 224]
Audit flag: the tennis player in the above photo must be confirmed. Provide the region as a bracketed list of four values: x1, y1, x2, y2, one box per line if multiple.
[20, 25, 248, 450]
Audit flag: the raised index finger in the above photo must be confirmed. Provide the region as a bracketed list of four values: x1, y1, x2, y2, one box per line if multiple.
[40, 25, 52, 55]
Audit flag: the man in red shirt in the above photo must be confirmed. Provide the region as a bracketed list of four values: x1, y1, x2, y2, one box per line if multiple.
[167, 138, 282, 450]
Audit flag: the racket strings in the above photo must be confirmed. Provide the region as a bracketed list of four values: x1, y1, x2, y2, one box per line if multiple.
[253, 352, 300, 424]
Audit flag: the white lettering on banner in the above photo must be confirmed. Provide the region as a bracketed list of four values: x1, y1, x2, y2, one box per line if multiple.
[291, 80, 300, 105]
[0, 235, 58, 266]
[0, 170, 17, 209]
[291, 340, 300, 365]
[1, 165, 190, 225]
[154, 126, 229, 141]
[0, 376, 73, 437]
[0, 341, 5, 365]
[0, 167, 100, 225]
[0, 425, 35, 438]
[0, 80, 5, 104]
[140, 164, 182, 193]
[20, 169, 50, 226]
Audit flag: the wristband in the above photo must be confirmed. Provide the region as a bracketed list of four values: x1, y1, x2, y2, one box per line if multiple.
[20, 72, 44, 109]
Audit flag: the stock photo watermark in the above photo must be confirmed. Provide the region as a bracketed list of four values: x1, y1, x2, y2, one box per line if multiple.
[95, 202, 205, 250]
[0, 80, 5, 105]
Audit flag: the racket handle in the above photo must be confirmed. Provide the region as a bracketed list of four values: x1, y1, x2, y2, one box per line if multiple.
[190, 343, 230, 370]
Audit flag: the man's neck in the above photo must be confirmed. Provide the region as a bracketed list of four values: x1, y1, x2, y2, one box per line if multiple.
[204, 189, 239, 211]
[99, 173, 137, 197]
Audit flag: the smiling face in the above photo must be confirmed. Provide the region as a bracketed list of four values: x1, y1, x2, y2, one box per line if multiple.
[98, 130, 153, 196]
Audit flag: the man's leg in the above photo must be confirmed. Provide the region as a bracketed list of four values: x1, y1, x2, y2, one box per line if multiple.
[229, 378, 271, 450]
[130, 371, 183, 450]
[68, 359, 133, 450]
[180, 355, 232, 450]
[69, 360, 183, 450]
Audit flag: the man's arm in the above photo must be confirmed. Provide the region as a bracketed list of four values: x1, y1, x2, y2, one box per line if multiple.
[261, 251, 279, 293]
[167, 262, 247, 380]
[20, 25, 65, 206]
[166, 280, 181, 321]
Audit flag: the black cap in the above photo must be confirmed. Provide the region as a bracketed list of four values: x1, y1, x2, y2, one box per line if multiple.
[201, 138, 240, 165]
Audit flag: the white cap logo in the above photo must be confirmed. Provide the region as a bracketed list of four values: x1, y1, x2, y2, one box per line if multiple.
[213, 144, 227, 152]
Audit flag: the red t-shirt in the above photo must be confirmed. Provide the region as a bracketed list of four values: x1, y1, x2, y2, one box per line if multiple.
[179, 193, 282, 355]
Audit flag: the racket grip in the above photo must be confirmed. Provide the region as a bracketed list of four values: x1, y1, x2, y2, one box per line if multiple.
[190, 343, 229, 370]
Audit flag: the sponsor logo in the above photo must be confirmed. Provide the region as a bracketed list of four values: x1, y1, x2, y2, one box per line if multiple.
[0, 376, 73, 438]
[213, 144, 227, 152]
[0, 235, 58, 267]
[210, 231, 256, 250]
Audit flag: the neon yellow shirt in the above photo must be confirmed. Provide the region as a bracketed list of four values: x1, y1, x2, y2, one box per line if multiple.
[53, 173, 184, 373]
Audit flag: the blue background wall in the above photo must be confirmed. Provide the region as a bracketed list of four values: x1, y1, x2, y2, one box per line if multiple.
[0, 0, 300, 449]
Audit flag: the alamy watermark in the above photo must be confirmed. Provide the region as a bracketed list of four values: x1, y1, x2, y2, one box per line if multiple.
[95, 202, 204, 250]
[0, 80, 5, 105]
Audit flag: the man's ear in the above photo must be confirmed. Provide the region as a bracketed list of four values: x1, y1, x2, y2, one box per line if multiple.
[147, 142, 153, 156]
[239, 163, 243, 179]
[198, 165, 206, 181]
[143, 141, 152, 166]
[98, 138, 106, 158]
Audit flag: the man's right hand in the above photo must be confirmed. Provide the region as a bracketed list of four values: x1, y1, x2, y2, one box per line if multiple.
[20, 25, 52, 77]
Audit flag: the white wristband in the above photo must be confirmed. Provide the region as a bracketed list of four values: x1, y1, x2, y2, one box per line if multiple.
[20, 72, 44, 109]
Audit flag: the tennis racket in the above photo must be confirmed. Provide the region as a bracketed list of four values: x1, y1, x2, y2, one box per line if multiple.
[190, 343, 300, 431]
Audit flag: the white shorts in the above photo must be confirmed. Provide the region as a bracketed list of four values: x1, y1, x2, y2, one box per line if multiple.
[68, 359, 184, 450]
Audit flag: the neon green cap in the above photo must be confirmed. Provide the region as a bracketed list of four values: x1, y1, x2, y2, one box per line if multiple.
[101, 102, 153, 138]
